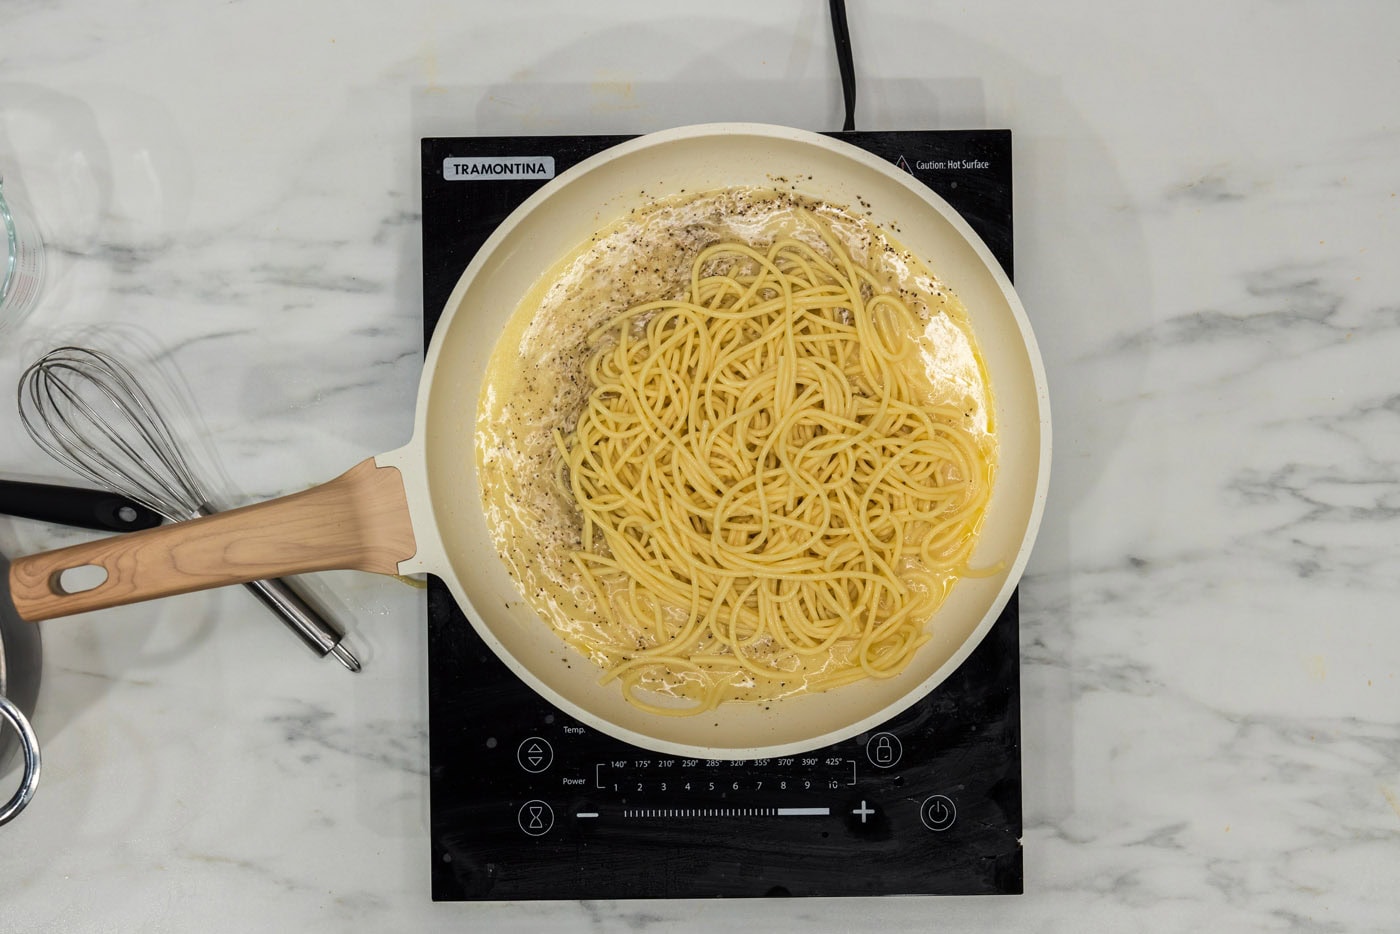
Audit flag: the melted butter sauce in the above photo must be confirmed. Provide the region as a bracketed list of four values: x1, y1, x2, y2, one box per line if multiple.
[476, 188, 994, 706]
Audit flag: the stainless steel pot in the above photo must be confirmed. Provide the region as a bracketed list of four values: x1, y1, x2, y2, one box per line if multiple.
[0, 552, 42, 826]
[0, 479, 180, 824]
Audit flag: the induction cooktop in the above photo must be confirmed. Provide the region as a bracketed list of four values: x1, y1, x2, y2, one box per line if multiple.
[420, 129, 1022, 900]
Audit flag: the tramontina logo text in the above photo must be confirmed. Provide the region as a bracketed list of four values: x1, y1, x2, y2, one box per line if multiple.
[443, 156, 556, 181]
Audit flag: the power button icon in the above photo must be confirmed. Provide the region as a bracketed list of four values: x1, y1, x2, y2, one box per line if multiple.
[919, 795, 957, 831]
[865, 731, 902, 768]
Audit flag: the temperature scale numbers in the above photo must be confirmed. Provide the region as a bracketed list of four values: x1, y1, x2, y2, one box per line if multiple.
[592, 756, 858, 795]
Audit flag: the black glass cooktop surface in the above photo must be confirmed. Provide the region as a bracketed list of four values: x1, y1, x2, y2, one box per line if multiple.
[421, 130, 1021, 900]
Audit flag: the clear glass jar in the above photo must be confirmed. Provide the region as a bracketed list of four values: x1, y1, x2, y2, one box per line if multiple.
[0, 173, 46, 333]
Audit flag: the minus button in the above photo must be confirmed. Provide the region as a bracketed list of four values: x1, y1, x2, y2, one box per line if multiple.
[576, 811, 600, 818]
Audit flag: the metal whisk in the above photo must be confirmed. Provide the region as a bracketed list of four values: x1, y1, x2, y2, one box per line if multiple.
[17, 345, 360, 672]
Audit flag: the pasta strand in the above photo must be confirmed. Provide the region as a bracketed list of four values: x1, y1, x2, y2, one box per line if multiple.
[558, 209, 994, 715]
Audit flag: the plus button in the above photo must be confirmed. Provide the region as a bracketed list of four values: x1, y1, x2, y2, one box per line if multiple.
[852, 800, 875, 824]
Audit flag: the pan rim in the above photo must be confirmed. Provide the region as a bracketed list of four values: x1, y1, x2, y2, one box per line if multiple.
[409, 123, 1051, 758]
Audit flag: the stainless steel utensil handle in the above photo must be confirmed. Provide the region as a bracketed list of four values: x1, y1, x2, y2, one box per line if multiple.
[241, 577, 361, 672]
[0, 695, 41, 827]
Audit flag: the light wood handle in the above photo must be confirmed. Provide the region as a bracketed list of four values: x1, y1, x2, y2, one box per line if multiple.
[8, 458, 418, 622]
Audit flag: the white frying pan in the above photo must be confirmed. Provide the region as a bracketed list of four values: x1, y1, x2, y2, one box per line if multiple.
[8, 124, 1051, 759]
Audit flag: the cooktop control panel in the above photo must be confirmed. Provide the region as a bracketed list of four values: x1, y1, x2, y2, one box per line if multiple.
[429, 580, 1021, 899]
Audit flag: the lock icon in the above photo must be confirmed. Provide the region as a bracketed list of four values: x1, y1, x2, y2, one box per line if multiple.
[867, 732, 901, 767]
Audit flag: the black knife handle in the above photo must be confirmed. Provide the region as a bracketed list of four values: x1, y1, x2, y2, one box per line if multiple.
[0, 480, 163, 533]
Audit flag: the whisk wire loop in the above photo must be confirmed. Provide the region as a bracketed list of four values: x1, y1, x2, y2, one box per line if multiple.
[14, 344, 360, 671]
[18, 347, 214, 521]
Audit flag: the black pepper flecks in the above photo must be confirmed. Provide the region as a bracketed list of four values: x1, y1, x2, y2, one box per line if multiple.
[476, 185, 985, 708]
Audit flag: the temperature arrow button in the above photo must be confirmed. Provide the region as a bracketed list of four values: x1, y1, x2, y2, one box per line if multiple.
[516, 736, 554, 773]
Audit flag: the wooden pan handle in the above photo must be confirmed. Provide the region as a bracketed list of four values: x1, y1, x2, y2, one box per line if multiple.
[8, 458, 418, 622]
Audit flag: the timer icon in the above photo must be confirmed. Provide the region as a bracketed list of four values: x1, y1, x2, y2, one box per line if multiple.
[517, 800, 555, 836]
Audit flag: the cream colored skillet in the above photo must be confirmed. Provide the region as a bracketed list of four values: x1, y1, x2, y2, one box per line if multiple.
[7, 124, 1051, 760]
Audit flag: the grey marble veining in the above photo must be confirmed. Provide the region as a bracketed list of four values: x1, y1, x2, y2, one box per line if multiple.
[3, 1, 1399, 931]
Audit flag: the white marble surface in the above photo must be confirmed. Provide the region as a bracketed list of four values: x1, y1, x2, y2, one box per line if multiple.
[2, 1, 1399, 930]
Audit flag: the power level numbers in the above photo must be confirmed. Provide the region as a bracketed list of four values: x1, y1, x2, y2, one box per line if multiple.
[613, 776, 842, 793]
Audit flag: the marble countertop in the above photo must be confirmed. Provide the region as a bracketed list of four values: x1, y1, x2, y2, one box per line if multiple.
[3, 2, 1399, 930]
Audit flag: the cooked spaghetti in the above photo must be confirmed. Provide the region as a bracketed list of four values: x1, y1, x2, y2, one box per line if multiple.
[477, 191, 994, 715]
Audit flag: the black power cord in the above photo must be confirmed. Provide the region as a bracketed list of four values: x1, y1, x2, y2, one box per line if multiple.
[828, 0, 857, 131]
